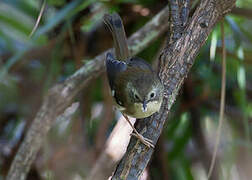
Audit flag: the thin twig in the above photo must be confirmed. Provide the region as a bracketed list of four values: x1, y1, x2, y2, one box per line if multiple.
[207, 20, 226, 179]
[29, 0, 46, 38]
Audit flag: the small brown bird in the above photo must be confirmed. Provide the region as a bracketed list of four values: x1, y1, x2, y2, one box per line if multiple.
[103, 13, 164, 148]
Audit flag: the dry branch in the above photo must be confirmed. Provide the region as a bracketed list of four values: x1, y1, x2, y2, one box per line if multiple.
[112, 0, 236, 179]
[6, 6, 170, 180]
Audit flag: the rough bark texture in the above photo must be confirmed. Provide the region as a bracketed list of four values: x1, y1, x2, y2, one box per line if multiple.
[6, 6, 170, 180]
[112, 0, 236, 179]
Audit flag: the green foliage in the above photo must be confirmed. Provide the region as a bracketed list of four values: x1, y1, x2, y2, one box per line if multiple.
[48, 0, 66, 6]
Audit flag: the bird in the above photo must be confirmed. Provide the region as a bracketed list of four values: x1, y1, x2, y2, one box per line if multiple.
[103, 13, 164, 148]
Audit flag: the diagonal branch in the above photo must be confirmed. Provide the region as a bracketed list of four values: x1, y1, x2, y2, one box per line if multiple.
[112, 0, 236, 179]
[6, 6, 170, 180]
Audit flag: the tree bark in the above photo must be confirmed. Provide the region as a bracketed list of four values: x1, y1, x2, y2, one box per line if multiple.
[112, 0, 236, 179]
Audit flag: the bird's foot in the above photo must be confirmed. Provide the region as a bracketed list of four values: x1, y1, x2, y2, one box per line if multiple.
[131, 132, 154, 148]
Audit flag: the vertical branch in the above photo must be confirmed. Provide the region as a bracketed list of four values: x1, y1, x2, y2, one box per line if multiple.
[169, 0, 183, 42]
[181, 0, 190, 26]
[169, 0, 190, 43]
[166, 0, 190, 67]
[207, 20, 226, 179]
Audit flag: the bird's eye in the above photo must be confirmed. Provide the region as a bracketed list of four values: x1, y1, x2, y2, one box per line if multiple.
[134, 94, 140, 100]
[150, 92, 155, 98]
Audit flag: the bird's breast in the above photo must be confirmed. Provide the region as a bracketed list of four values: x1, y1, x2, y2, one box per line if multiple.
[123, 100, 162, 119]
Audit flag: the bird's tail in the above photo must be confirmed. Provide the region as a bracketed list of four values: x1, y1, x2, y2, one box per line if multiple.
[103, 13, 130, 61]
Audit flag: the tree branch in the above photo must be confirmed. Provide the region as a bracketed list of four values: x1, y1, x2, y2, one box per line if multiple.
[231, 7, 252, 19]
[112, 0, 236, 179]
[6, 6, 170, 180]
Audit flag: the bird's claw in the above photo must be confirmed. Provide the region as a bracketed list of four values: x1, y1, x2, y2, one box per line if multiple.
[131, 132, 155, 148]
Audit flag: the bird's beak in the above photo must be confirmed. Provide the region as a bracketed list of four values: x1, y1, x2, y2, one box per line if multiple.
[142, 100, 148, 112]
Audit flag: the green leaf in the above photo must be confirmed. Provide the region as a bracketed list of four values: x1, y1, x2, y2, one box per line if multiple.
[237, 46, 244, 60]
[73, 0, 95, 15]
[210, 30, 217, 61]
[237, 46, 246, 90]
[0, 14, 31, 35]
[237, 65, 246, 90]
[48, 0, 66, 6]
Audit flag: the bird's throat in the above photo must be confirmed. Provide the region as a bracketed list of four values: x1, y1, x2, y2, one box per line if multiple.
[125, 100, 162, 119]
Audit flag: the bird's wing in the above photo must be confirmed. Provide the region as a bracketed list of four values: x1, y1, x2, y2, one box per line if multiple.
[106, 52, 127, 89]
[127, 57, 154, 72]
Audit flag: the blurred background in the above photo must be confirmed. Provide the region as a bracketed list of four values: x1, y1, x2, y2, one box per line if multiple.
[0, 0, 251, 179]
